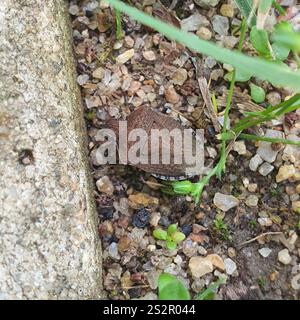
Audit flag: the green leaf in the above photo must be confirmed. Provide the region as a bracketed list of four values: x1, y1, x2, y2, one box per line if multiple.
[259, 0, 272, 13]
[272, 42, 290, 61]
[271, 22, 300, 52]
[166, 240, 177, 251]
[171, 231, 186, 244]
[250, 83, 266, 103]
[250, 26, 271, 57]
[167, 224, 177, 235]
[171, 180, 193, 194]
[234, 0, 256, 26]
[107, 0, 300, 92]
[196, 277, 226, 300]
[225, 69, 252, 82]
[158, 273, 190, 300]
[153, 229, 167, 240]
[236, 68, 253, 82]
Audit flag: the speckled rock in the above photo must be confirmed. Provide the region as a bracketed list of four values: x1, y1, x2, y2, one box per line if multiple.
[224, 258, 237, 275]
[278, 249, 292, 265]
[276, 165, 296, 182]
[258, 162, 274, 176]
[194, 0, 220, 8]
[257, 129, 284, 163]
[213, 193, 239, 212]
[0, 0, 102, 299]
[258, 247, 272, 258]
[249, 154, 263, 171]
[212, 15, 229, 36]
[189, 256, 214, 278]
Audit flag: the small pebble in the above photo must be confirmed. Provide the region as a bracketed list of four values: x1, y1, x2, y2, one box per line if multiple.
[206, 254, 225, 271]
[228, 247, 236, 258]
[124, 36, 134, 48]
[276, 165, 295, 182]
[143, 50, 156, 61]
[96, 176, 114, 195]
[194, 0, 220, 8]
[181, 224, 193, 237]
[257, 129, 284, 163]
[69, 4, 79, 16]
[249, 154, 263, 171]
[248, 183, 258, 193]
[213, 192, 239, 212]
[150, 212, 161, 227]
[292, 201, 300, 212]
[181, 13, 209, 32]
[258, 217, 273, 227]
[233, 141, 247, 155]
[258, 247, 272, 258]
[224, 258, 237, 275]
[291, 274, 300, 290]
[196, 27, 212, 40]
[258, 162, 274, 176]
[245, 195, 259, 207]
[108, 242, 120, 260]
[92, 67, 105, 79]
[132, 208, 150, 228]
[77, 74, 89, 86]
[278, 249, 292, 265]
[165, 86, 180, 104]
[266, 91, 281, 106]
[189, 256, 214, 278]
[171, 68, 188, 85]
[220, 4, 234, 18]
[116, 49, 134, 64]
[212, 15, 229, 36]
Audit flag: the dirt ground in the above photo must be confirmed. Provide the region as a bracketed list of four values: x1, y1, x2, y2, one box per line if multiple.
[69, 0, 300, 300]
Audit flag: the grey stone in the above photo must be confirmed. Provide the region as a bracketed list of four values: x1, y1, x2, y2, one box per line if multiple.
[291, 274, 300, 290]
[278, 249, 292, 265]
[194, 0, 220, 8]
[0, 0, 102, 299]
[257, 129, 284, 163]
[258, 162, 274, 176]
[181, 13, 209, 32]
[245, 195, 259, 207]
[258, 247, 272, 258]
[204, 56, 217, 69]
[249, 154, 263, 171]
[213, 192, 239, 212]
[224, 258, 237, 275]
[258, 217, 273, 227]
[212, 15, 229, 36]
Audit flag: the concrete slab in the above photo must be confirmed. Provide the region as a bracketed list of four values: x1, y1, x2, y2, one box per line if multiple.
[0, 0, 102, 299]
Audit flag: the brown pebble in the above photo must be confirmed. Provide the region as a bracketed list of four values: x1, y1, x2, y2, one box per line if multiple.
[165, 85, 180, 104]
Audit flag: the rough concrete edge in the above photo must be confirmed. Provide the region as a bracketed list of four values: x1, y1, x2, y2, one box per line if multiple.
[58, 1, 104, 299]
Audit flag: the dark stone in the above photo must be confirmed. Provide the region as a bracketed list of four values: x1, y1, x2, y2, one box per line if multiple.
[98, 206, 114, 220]
[159, 216, 170, 228]
[180, 224, 192, 237]
[132, 208, 150, 228]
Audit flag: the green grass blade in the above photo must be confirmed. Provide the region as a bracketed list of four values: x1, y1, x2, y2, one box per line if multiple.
[234, 0, 256, 26]
[107, 0, 300, 92]
[239, 133, 300, 146]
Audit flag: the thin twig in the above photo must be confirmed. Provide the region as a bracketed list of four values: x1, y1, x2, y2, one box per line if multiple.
[238, 232, 282, 247]
[122, 285, 150, 289]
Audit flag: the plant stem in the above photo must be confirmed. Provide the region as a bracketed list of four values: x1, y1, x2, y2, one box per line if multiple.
[233, 94, 300, 130]
[272, 0, 286, 15]
[218, 19, 247, 177]
[238, 133, 300, 146]
[115, 9, 122, 40]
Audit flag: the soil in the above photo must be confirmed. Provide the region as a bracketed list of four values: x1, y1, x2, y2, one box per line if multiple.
[69, 0, 300, 300]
